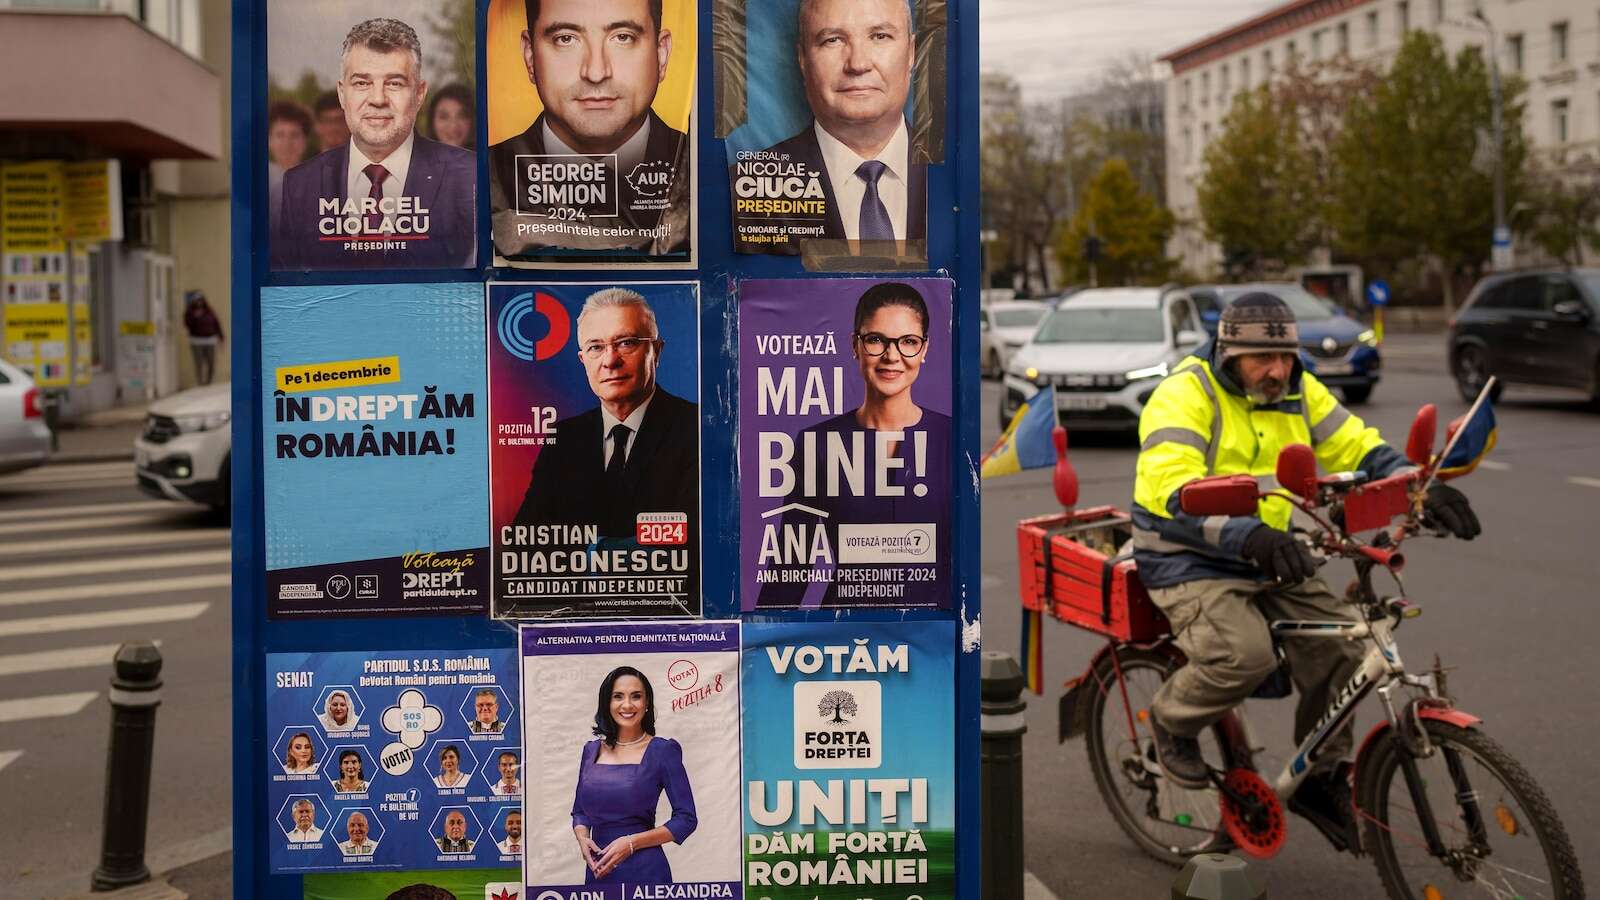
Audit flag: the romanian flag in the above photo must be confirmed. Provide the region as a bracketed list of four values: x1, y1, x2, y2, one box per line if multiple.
[981, 385, 1058, 478]
[1436, 384, 1498, 480]
[1021, 607, 1044, 694]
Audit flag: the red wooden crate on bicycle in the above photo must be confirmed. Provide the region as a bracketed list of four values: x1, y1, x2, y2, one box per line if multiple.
[1016, 507, 1168, 643]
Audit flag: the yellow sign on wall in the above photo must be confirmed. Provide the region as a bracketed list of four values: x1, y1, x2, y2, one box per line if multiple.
[1, 302, 90, 387]
[63, 160, 124, 243]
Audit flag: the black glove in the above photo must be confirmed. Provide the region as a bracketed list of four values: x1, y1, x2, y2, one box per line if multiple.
[1423, 483, 1480, 539]
[1241, 525, 1318, 585]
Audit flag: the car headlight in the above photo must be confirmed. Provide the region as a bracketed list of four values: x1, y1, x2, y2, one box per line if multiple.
[173, 410, 231, 433]
[1357, 329, 1378, 347]
[1124, 362, 1170, 381]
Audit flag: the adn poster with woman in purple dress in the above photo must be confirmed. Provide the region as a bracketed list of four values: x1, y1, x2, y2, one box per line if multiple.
[521, 621, 742, 897]
[739, 278, 954, 610]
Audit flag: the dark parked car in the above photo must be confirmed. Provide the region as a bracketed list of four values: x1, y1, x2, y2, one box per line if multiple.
[1191, 283, 1382, 404]
[1449, 268, 1600, 405]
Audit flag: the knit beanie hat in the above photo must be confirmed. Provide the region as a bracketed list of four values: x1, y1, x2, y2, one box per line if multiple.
[1217, 292, 1299, 362]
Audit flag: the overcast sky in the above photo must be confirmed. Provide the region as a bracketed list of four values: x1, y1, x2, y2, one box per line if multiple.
[980, 0, 1286, 102]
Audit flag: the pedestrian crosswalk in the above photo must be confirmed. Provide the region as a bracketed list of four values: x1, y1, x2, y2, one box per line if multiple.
[0, 465, 229, 783]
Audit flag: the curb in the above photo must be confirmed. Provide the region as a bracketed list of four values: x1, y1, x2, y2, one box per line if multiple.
[50, 451, 135, 465]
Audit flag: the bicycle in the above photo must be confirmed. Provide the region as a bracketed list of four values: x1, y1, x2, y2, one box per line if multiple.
[1023, 400, 1586, 899]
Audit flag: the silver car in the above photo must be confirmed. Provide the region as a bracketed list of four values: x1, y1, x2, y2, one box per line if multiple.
[0, 357, 51, 474]
[980, 301, 1048, 378]
[1000, 287, 1206, 432]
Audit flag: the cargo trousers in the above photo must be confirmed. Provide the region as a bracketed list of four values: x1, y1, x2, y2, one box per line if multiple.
[1148, 575, 1366, 770]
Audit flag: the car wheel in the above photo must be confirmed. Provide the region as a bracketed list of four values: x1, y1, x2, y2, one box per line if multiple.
[1453, 345, 1502, 403]
[1341, 384, 1373, 405]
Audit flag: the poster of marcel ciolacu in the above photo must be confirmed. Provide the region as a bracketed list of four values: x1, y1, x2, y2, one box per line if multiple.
[738, 277, 953, 610]
[265, 648, 521, 873]
[262, 283, 488, 619]
[742, 621, 956, 899]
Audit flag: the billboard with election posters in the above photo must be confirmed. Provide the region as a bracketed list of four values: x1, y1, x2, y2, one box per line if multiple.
[485, 0, 696, 266]
[711, 0, 946, 267]
[742, 621, 956, 899]
[262, 283, 489, 619]
[488, 282, 700, 619]
[266, 3, 477, 272]
[520, 621, 743, 898]
[739, 277, 953, 610]
[302, 869, 522, 900]
[265, 649, 521, 873]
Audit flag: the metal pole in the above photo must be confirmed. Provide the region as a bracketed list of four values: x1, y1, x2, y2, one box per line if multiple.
[92, 642, 163, 891]
[980, 651, 1026, 900]
[1475, 7, 1510, 272]
[1171, 853, 1266, 900]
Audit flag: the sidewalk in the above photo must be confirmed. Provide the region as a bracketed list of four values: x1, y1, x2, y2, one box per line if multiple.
[49, 404, 146, 465]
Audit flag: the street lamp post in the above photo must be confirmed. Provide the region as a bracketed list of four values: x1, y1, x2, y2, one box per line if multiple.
[1473, 6, 1512, 271]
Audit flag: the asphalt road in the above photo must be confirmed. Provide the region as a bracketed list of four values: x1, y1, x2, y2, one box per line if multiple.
[980, 355, 1600, 897]
[0, 463, 231, 900]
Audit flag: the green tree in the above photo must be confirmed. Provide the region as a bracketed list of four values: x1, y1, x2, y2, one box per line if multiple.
[1330, 31, 1528, 311]
[1196, 85, 1320, 277]
[1526, 160, 1600, 266]
[1056, 157, 1174, 286]
[429, 0, 477, 91]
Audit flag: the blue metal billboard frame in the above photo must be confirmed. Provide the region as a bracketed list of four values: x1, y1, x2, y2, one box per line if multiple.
[230, 0, 982, 895]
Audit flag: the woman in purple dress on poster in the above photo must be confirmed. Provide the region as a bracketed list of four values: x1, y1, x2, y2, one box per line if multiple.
[571, 666, 697, 883]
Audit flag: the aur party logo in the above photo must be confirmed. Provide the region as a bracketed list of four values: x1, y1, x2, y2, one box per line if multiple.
[792, 680, 881, 770]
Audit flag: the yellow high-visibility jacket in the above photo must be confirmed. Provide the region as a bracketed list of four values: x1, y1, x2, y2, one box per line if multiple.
[1131, 342, 1409, 588]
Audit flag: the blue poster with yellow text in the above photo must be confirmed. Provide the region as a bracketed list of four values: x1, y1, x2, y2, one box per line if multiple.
[741, 621, 955, 899]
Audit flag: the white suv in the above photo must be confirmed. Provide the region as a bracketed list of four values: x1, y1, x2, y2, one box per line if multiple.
[1001, 287, 1206, 432]
[134, 382, 231, 511]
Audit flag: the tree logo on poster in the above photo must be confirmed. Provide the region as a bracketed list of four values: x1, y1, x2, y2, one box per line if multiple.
[817, 689, 858, 724]
[794, 681, 881, 770]
[495, 291, 571, 362]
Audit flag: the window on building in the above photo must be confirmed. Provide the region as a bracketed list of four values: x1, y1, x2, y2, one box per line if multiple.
[1183, 77, 1192, 107]
[1202, 123, 1211, 148]
[1552, 98, 1569, 143]
[1367, 10, 1380, 46]
[1432, 0, 1444, 24]
[1312, 29, 1324, 60]
[1184, 128, 1193, 164]
[1398, 1, 1410, 34]
[1241, 57, 1252, 88]
[1220, 63, 1230, 99]
[1201, 71, 1210, 105]
[1338, 21, 1350, 55]
[1508, 34, 1524, 72]
[1553, 21, 1569, 64]
[1288, 39, 1298, 61]
[1264, 48, 1274, 74]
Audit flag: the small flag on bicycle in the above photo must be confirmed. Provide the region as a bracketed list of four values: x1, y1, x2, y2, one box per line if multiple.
[982, 385, 1058, 478]
[1021, 606, 1044, 695]
[1437, 380, 1497, 480]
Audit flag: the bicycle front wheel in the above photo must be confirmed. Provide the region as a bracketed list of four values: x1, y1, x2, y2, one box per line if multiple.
[1082, 645, 1232, 866]
[1357, 718, 1586, 900]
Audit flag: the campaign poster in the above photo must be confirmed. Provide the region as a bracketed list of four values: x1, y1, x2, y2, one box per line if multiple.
[488, 282, 700, 619]
[520, 621, 743, 899]
[742, 621, 956, 899]
[265, 649, 522, 874]
[267, 2, 477, 272]
[485, 0, 696, 266]
[713, 0, 946, 267]
[303, 869, 522, 900]
[263, 283, 489, 619]
[739, 278, 953, 610]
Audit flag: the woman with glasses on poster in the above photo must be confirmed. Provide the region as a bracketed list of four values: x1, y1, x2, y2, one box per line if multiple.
[571, 666, 697, 884]
[755, 281, 952, 608]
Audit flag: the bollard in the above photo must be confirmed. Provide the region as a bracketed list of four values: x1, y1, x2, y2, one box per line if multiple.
[92, 642, 163, 891]
[1171, 853, 1265, 900]
[980, 650, 1026, 900]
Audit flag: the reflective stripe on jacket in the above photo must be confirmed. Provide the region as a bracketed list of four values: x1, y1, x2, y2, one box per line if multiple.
[1131, 339, 1409, 589]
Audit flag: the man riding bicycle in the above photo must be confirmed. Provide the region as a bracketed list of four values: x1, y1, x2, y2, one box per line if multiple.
[1132, 292, 1480, 850]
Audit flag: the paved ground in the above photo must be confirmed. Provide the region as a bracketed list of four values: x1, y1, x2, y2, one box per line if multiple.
[980, 341, 1600, 897]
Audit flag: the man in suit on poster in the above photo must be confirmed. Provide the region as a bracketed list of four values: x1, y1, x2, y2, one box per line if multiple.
[760, 0, 926, 244]
[275, 17, 475, 270]
[489, 0, 691, 256]
[513, 288, 698, 543]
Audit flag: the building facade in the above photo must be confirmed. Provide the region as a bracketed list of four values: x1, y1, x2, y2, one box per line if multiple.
[0, 0, 229, 418]
[1161, 0, 1600, 276]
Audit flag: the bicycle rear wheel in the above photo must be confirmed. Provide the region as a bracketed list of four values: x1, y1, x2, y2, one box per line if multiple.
[1357, 718, 1586, 900]
[1082, 645, 1232, 866]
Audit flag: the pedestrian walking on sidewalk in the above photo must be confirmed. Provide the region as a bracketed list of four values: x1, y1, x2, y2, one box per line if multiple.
[182, 290, 224, 385]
